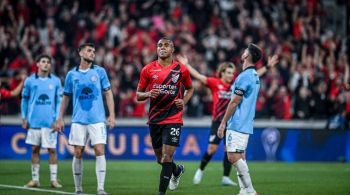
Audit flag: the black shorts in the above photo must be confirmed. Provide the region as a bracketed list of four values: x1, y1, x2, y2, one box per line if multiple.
[149, 124, 182, 149]
[209, 121, 226, 145]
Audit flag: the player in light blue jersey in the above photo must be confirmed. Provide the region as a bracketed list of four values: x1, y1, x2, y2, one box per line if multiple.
[55, 43, 115, 195]
[21, 54, 63, 189]
[218, 44, 278, 195]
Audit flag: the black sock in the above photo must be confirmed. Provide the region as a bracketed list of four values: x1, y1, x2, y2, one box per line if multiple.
[223, 152, 232, 176]
[199, 152, 213, 170]
[172, 162, 180, 177]
[159, 162, 173, 193]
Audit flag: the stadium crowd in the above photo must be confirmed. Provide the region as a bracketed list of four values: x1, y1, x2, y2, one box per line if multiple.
[0, 0, 349, 128]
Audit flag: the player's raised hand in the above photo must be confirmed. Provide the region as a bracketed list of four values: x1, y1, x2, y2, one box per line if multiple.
[149, 88, 160, 99]
[22, 119, 29, 130]
[174, 99, 184, 110]
[177, 55, 189, 66]
[54, 118, 65, 133]
[217, 122, 226, 139]
[267, 55, 279, 68]
[107, 115, 115, 129]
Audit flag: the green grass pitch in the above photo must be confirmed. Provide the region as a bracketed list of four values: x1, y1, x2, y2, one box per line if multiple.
[0, 160, 349, 195]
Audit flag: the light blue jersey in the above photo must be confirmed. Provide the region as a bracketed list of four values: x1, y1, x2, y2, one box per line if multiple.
[21, 74, 62, 129]
[64, 65, 111, 124]
[227, 67, 260, 134]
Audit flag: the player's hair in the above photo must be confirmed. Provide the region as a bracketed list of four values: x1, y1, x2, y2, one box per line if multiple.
[78, 42, 95, 52]
[158, 37, 174, 47]
[248, 43, 262, 64]
[216, 62, 235, 78]
[36, 54, 51, 63]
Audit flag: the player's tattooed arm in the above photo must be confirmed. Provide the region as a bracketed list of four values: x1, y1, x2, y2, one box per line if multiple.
[54, 95, 70, 133]
[104, 89, 115, 129]
[217, 95, 242, 138]
[177, 55, 208, 84]
[136, 87, 160, 101]
[175, 84, 194, 110]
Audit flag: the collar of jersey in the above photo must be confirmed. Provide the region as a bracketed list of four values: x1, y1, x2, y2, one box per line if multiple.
[75, 64, 95, 71]
[35, 72, 51, 79]
[243, 66, 256, 72]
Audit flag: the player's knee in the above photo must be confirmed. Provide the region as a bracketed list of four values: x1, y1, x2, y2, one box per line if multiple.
[74, 151, 83, 159]
[207, 146, 218, 155]
[227, 154, 239, 164]
[48, 148, 56, 155]
[161, 153, 174, 162]
[32, 146, 40, 154]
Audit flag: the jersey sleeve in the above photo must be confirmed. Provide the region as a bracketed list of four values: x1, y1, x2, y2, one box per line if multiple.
[205, 77, 217, 91]
[137, 67, 149, 91]
[232, 74, 250, 96]
[99, 68, 111, 91]
[63, 72, 73, 96]
[182, 67, 192, 89]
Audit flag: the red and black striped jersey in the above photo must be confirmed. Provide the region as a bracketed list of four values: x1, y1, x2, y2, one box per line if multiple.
[206, 77, 232, 122]
[138, 60, 192, 124]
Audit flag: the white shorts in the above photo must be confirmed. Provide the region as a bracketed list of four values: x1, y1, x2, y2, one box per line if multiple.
[226, 130, 249, 153]
[69, 123, 107, 146]
[25, 128, 58, 149]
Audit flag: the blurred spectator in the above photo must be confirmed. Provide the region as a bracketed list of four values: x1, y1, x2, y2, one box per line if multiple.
[0, 0, 349, 123]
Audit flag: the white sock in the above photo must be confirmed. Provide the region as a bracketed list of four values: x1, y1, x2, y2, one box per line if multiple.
[237, 159, 246, 193]
[50, 164, 58, 182]
[96, 155, 106, 191]
[73, 157, 83, 192]
[237, 172, 246, 193]
[31, 164, 40, 182]
[234, 159, 255, 193]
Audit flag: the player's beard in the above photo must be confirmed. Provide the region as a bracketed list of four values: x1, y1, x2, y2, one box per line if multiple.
[83, 57, 94, 63]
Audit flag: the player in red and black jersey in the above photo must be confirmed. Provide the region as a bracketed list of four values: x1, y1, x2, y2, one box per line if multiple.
[136, 38, 194, 195]
[177, 55, 275, 187]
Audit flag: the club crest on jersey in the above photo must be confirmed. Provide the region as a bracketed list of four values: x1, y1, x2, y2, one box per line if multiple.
[48, 84, 54, 90]
[91, 75, 97, 82]
[172, 74, 179, 83]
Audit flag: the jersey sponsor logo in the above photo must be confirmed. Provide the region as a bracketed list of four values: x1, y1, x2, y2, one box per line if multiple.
[152, 84, 178, 95]
[218, 91, 231, 99]
[36, 94, 51, 105]
[79, 87, 95, 100]
[172, 74, 179, 83]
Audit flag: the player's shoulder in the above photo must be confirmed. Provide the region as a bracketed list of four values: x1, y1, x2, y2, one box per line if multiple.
[50, 74, 61, 82]
[92, 64, 104, 70]
[25, 74, 36, 82]
[141, 61, 157, 72]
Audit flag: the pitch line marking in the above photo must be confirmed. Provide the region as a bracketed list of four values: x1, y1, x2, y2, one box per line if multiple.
[0, 184, 93, 195]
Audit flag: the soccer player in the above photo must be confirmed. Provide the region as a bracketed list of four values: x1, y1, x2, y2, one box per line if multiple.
[218, 44, 278, 195]
[21, 54, 62, 188]
[55, 43, 115, 195]
[136, 37, 194, 195]
[177, 55, 274, 186]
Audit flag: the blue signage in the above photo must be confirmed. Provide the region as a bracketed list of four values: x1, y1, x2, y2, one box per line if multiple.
[0, 125, 349, 162]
